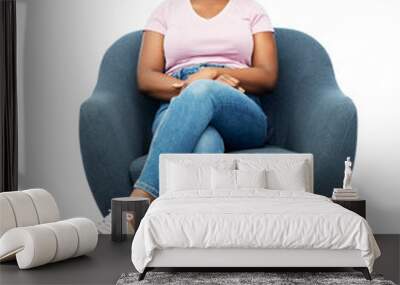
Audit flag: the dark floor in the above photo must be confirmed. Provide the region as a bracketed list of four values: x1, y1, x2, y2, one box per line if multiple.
[0, 236, 133, 285]
[0, 235, 399, 285]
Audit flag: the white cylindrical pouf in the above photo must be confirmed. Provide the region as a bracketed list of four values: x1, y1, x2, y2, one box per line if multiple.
[0, 192, 39, 227]
[0, 196, 17, 237]
[0, 218, 98, 269]
[23, 189, 60, 224]
[65, 218, 98, 257]
[42, 221, 79, 262]
[0, 189, 97, 269]
[0, 226, 57, 269]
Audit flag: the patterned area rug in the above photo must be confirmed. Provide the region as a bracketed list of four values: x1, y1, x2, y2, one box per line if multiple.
[116, 272, 396, 285]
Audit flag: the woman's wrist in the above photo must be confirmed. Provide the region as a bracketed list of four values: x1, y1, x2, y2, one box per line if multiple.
[172, 79, 185, 90]
[171, 67, 223, 91]
[204, 67, 221, 79]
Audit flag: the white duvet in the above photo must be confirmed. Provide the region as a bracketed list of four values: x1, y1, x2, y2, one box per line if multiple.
[131, 190, 380, 273]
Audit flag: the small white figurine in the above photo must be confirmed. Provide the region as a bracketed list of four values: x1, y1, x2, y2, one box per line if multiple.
[343, 157, 353, 190]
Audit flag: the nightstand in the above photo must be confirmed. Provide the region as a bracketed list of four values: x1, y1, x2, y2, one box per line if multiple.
[111, 197, 150, 242]
[332, 199, 366, 219]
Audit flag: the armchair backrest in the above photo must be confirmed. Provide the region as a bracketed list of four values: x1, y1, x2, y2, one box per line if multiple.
[96, 31, 159, 151]
[261, 28, 339, 149]
[98, 28, 339, 150]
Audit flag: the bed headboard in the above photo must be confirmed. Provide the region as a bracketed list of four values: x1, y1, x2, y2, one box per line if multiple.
[159, 153, 314, 195]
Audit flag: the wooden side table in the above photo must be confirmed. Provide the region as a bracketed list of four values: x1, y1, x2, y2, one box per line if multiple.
[332, 199, 366, 219]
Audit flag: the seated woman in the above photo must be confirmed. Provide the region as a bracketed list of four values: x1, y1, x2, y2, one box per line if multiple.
[132, 0, 278, 201]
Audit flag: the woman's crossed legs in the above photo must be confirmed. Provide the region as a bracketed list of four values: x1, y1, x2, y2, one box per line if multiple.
[133, 79, 268, 199]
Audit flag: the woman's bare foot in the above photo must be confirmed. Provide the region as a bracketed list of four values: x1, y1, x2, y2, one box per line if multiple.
[130, 188, 156, 203]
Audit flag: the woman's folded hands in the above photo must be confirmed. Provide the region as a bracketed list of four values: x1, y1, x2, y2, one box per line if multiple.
[172, 67, 245, 93]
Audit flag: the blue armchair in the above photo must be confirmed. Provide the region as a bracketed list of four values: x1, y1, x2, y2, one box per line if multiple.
[80, 29, 357, 216]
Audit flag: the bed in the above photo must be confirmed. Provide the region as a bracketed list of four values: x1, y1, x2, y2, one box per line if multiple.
[131, 154, 380, 280]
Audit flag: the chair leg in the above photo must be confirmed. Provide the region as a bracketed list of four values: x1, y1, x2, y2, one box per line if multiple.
[354, 267, 372, 280]
[138, 268, 148, 281]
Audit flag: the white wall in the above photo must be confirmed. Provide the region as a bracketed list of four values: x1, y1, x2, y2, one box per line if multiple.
[16, 0, 400, 233]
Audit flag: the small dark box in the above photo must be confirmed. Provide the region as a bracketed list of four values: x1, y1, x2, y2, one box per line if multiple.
[111, 197, 150, 242]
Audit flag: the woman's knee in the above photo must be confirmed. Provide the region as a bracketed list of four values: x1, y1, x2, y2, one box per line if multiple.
[174, 79, 220, 103]
[185, 79, 216, 93]
[193, 126, 225, 153]
[167, 80, 218, 119]
[167, 79, 233, 125]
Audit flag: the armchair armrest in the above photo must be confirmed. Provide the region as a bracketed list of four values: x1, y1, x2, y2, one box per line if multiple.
[79, 31, 160, 215]
[288, 87, 358, 196]
[260, 29, 357, 197]
[79, 87, 156, 216]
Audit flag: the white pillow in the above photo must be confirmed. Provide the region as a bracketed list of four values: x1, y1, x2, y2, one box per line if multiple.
[211, 168, 236, 190]
[266, 164, 307, 191]
[166, 162, 209, 191]
[211, 168, 268, 190]
[166, 160, 235, 192]
[237, 169, 267, 189]
[237, 159, 309, 192]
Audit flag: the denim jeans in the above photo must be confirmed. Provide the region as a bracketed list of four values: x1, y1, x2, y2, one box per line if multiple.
[134, 63, 268, 197]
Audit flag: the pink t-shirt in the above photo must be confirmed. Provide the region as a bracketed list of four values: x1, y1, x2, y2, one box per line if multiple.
[144, 0, 274, 75]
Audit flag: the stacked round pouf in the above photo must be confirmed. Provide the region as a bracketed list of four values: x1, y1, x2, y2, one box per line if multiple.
[0, 189, 98, 269]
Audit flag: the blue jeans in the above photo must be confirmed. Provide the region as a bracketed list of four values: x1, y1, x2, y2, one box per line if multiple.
[134, 63, 268, 197]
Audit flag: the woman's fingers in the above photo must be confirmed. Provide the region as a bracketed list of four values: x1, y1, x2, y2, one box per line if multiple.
[172, 81, 190, 92]
[216, 74, 245, 93]
[237, 86, 246, 93]
[172, 73, 246, 93]
[217, 74, 238, 87]
[226, 75, 240, 86]
[172, 82, 185, 89]
[215, 75, 234, 87]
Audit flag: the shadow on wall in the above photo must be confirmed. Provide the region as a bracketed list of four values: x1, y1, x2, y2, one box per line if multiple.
[16, 0, 102, 221]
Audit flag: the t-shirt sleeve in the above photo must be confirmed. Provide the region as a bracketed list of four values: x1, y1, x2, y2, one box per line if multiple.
[249, 1, 274, 34]
[144, 0, 169, 35]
